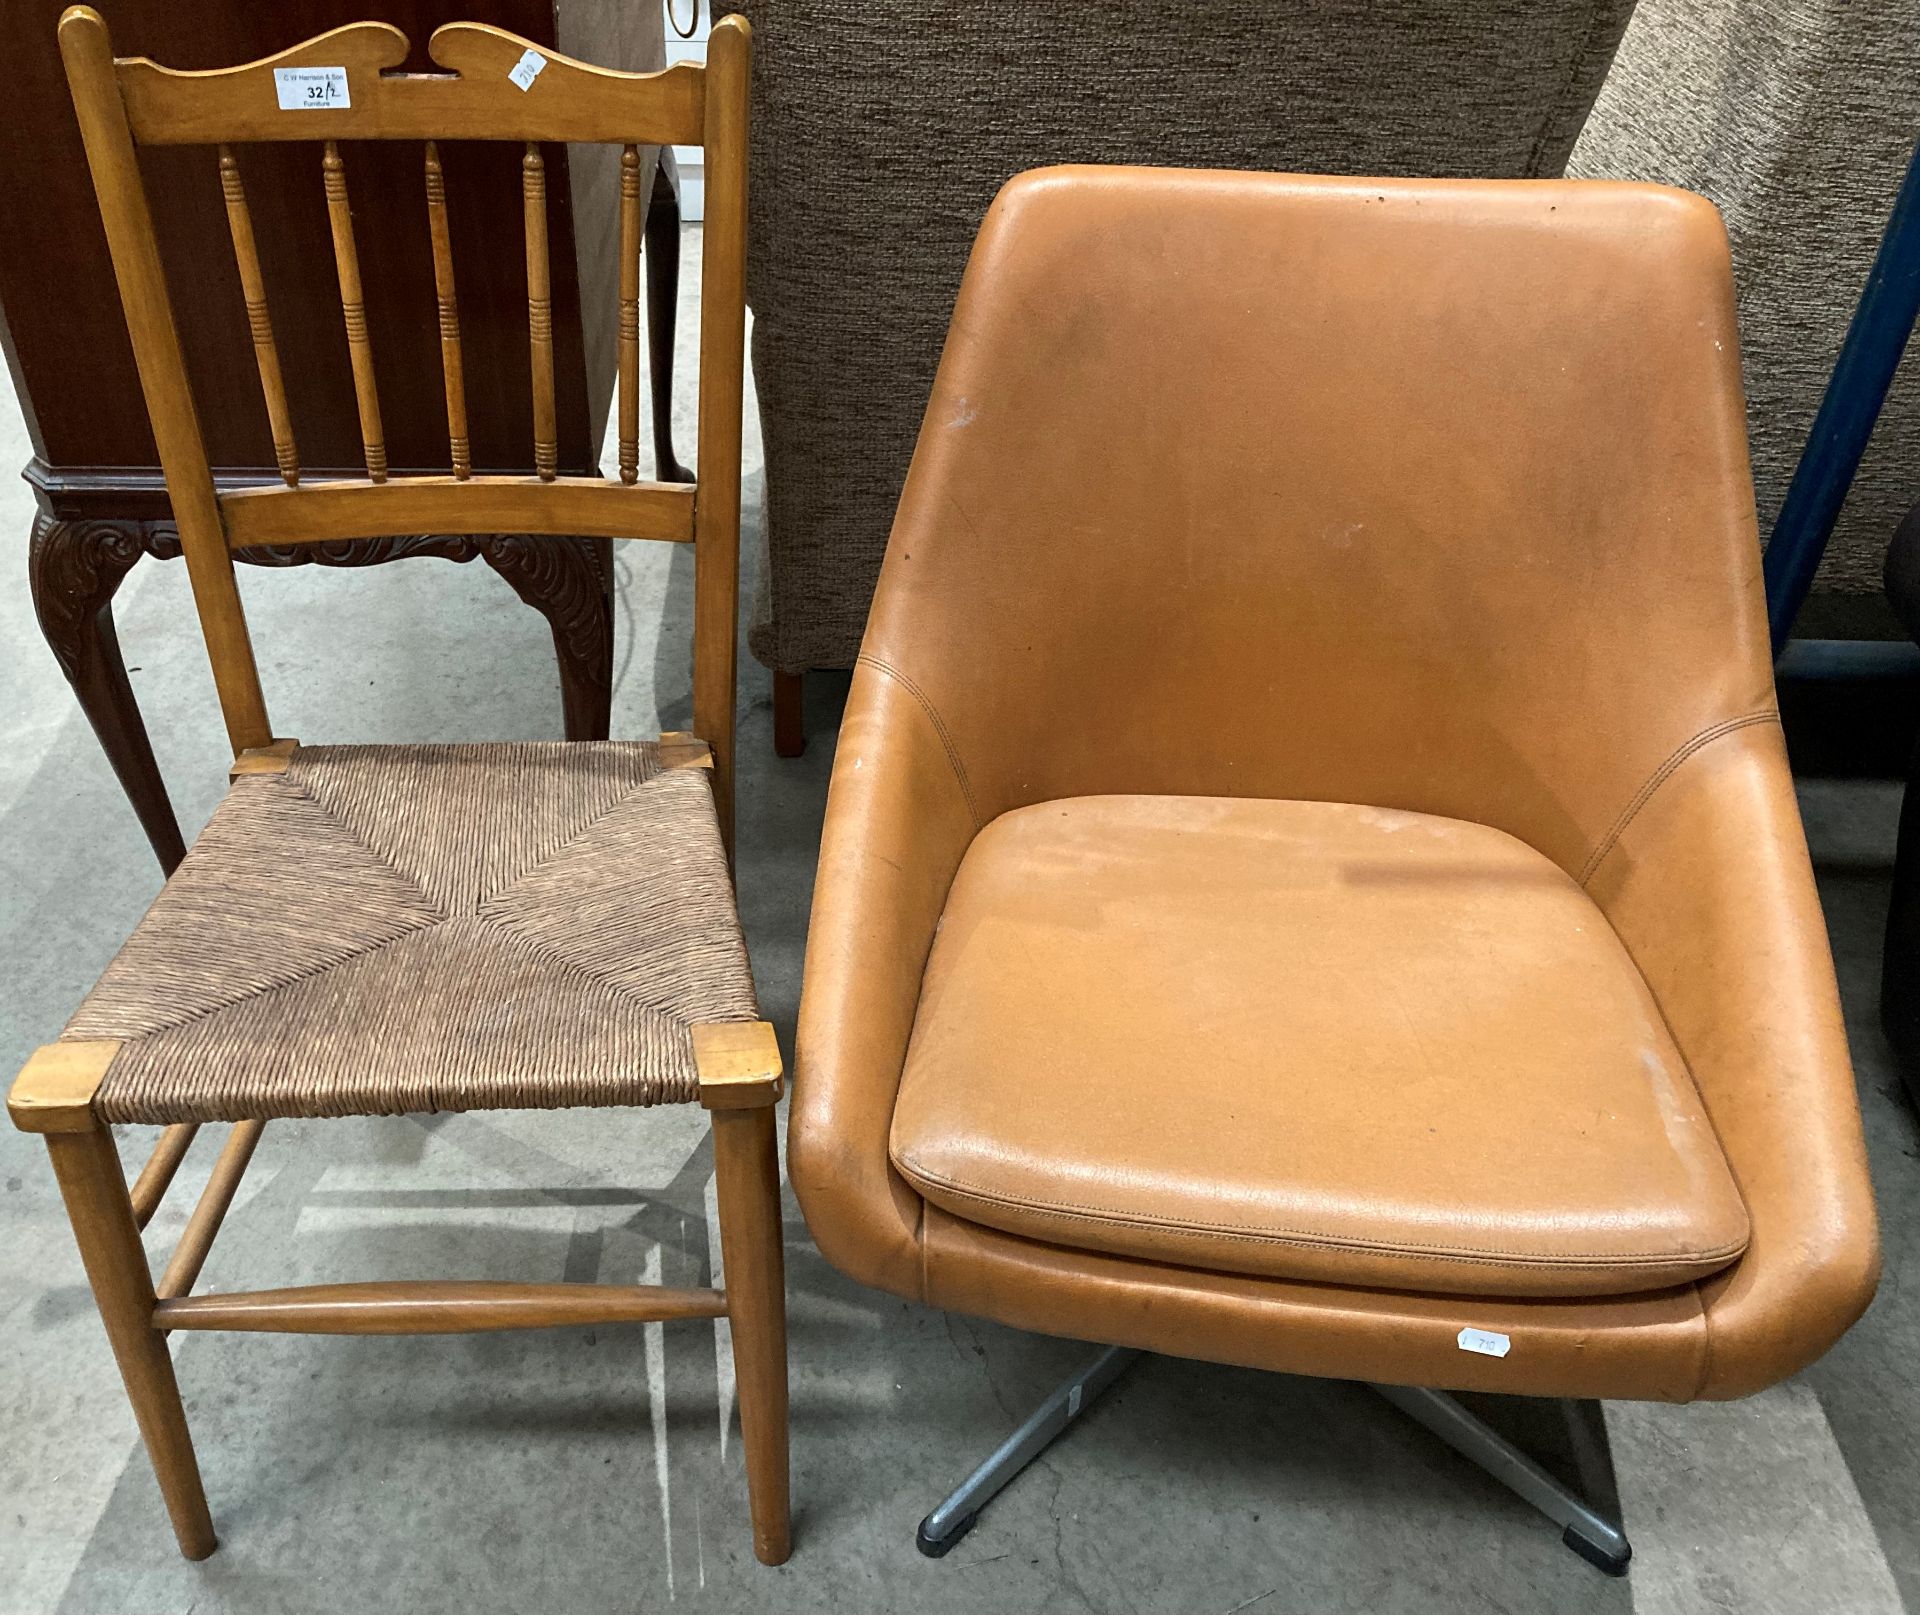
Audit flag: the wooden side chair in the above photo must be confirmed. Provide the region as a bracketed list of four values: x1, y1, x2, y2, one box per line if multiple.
[8, 8, 789, 1568]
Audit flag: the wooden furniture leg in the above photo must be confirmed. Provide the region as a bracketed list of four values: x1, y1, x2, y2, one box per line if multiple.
[697, 1024, 791, 1566]
[27, 513, 189, 874]
[39, 1112, 216, 1559]
[773, 669, 806, 758]
[647, 152, 693, 484]
[711, 1104, 791, 1566]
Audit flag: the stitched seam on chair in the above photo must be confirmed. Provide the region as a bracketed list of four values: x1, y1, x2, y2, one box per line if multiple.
[855, 653, 981, 829]
[916, 1193, 932, 1304]
[1578, 713, 1780, 888]
[894, 1157, 1749, 1271]
[1694, 1281, 1716, 1399]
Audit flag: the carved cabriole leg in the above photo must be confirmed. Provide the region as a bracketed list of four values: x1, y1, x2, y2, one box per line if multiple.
[646, 154, 693, 484]
[27, 512, 187, 874]
[479, 534, 614, 741]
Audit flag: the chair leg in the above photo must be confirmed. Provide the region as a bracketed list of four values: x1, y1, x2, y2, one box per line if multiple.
[710, 1104, 791, 1564]
[914, 1350, 1630, 1577]
[773, 669, 805, 758]
[45, 1123, 215, 1559]
[917, 1344, 1140, 1557]
[27, 512, 187, 875]
[1370, 1383, 1631, 1575]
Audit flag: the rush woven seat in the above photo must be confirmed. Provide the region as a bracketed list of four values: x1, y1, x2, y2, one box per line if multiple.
[63, 742, 758, 1125]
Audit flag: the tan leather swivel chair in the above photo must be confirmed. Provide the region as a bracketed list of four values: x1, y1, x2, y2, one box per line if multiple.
[791, 166, 1881, 1572]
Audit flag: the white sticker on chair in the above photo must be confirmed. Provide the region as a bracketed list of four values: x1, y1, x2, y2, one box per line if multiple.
[508, 49, 548, 91]
[1457, 1326, 1511, 1358]
[273, 67, 350, 110]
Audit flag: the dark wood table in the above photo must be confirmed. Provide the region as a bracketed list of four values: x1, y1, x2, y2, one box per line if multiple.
[6, 0, 685, 872]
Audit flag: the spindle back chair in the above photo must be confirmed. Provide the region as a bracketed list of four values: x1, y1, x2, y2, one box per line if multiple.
[60, 3, 748, 837]
[11, 7, 790, 1572]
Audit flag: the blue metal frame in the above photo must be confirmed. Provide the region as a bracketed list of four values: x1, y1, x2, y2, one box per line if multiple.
[1763, 137, 1920, 656]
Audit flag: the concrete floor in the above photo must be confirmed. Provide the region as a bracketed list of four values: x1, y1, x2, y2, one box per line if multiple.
[3, 232, 1918, 1615]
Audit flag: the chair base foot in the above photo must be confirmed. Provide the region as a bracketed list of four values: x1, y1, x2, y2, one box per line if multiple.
[916, 1348, 1632, 1577]
[1564, 1520, 1632, 1577]
[915, 1511, 976, 1558]
[917, 1344, 1140, 1555]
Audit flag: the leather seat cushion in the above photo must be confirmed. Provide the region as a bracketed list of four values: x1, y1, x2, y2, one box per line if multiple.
[890, 795, 1750, 1299]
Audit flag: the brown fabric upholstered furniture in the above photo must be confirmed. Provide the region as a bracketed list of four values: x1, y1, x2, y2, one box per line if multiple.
[8, 11, 792, 1567]
[793, 166, 1881, 1566]
[731, 0, 1640, 749]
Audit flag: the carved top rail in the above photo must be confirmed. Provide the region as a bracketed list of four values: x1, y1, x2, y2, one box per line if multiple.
[116, 21, 706, 147]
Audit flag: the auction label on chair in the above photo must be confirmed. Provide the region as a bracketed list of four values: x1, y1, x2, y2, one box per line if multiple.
[508, 49, 548, 91]
[274, 67, 351, 110]
[1456, 1326, 1511, 1358]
